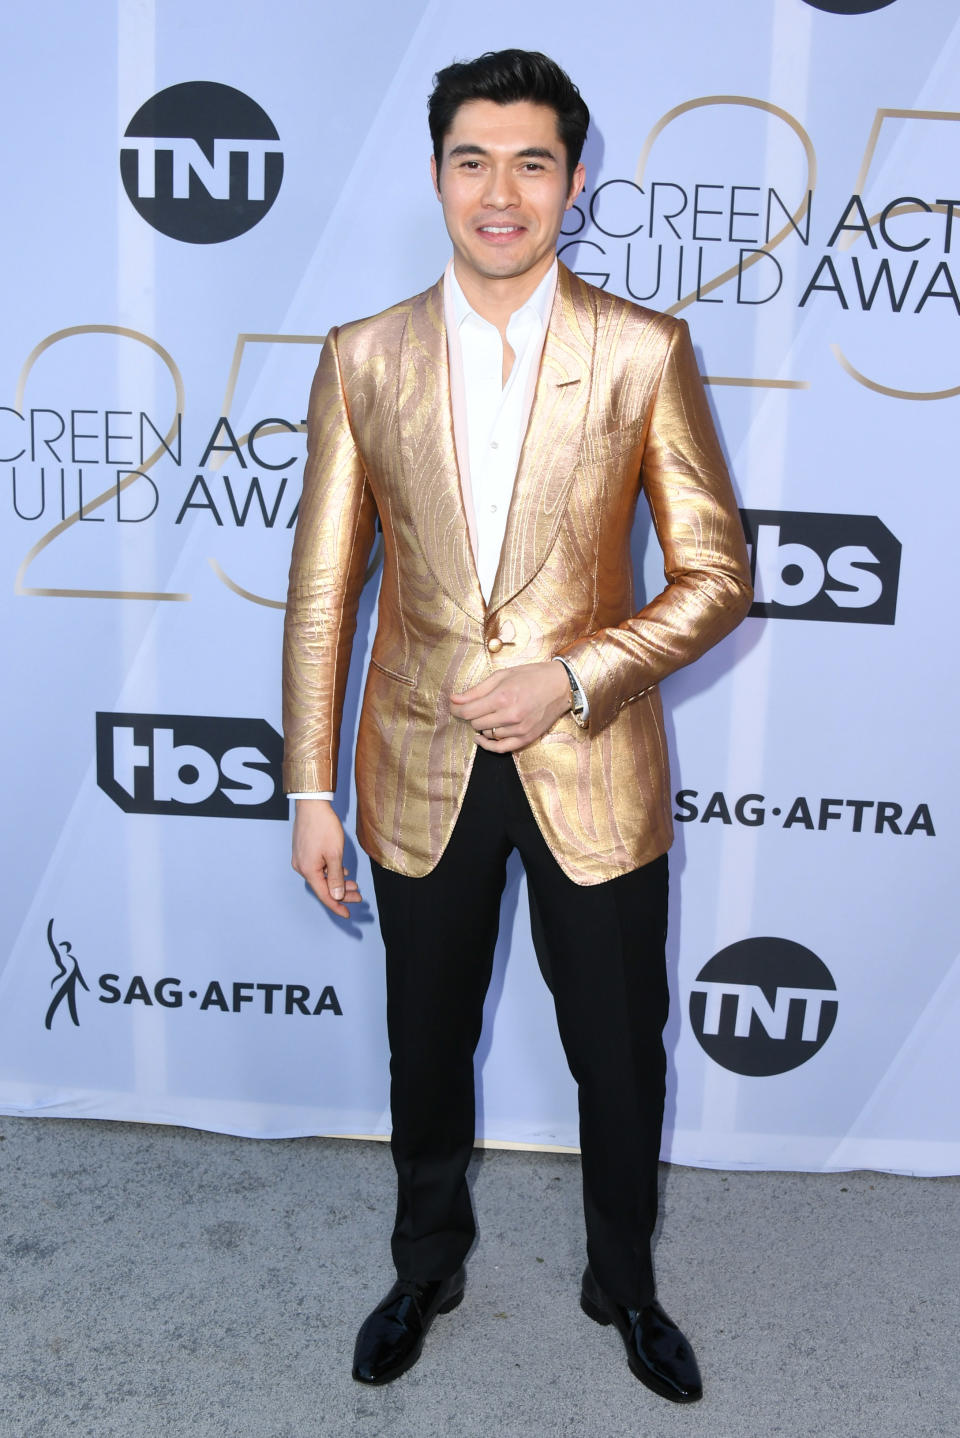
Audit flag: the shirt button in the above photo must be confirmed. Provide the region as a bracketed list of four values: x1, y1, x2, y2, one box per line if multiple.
[489, 504, 498, 514]
[490, 440, 499, 449]
[487, 637, 503, 654]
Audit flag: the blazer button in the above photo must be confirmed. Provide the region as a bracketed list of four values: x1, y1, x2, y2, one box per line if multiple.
[487, 636, 503, 654]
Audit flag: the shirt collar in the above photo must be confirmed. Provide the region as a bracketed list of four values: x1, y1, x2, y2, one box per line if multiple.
[446, 258, 558, 332]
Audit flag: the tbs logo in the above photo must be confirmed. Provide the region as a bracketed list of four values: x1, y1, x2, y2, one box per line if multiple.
[740, 509, 900, 624]
[120, 81, 283, 243]
[96, 713, 287, 820]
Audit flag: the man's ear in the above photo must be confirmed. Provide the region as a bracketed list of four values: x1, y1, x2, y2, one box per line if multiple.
[430, 153, 442, 200]
[566, 161, 586, 209]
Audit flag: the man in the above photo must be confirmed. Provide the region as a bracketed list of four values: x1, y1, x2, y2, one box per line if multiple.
[283, 50, 751, 1403]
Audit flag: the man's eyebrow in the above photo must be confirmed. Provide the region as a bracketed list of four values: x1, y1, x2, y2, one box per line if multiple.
[446, 143, 559, 162]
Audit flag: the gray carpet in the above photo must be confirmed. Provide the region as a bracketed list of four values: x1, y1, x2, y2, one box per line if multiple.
[1, 1117, 956, 1437]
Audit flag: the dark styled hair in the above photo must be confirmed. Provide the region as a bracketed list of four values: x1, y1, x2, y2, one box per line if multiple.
[428, 49, 590, 186]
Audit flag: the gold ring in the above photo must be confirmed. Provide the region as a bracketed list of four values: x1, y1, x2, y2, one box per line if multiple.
[490, 726, 497, 739]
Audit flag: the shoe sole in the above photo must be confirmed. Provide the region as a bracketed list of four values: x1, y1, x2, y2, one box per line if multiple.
[580, 1290, 703, 1404]
[437, 1287, 465, 1317]
[579, 1290, 611, 1327]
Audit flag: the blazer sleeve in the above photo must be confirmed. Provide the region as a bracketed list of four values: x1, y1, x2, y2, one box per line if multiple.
[559, 316, 752, 734]
[281, 327, 378, 794]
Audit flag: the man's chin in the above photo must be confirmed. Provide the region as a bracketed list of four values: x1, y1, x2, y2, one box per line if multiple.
[464, 250, 545, 283]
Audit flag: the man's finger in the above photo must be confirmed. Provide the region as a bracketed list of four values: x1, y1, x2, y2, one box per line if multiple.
[308, 872, 362, 919]
[459, 701, 506, 727]
[451, 673, 502, 705]
[327, 880, 363, 916]
[324, 854, 346, 902]
[475, 729, 521, 752]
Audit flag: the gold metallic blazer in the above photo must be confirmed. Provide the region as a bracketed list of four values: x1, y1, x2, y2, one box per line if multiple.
[283, 263, 752, 884]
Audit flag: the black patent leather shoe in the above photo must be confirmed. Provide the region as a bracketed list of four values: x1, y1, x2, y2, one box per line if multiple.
[580, 1265, 702, 1403]
[352, 1267, 465, 1384]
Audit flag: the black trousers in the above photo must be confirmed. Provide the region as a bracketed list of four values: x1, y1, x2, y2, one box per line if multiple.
[370, 746, 669, 1308]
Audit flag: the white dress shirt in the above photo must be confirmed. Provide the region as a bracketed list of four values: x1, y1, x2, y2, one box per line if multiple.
[446, 259, 555, 601]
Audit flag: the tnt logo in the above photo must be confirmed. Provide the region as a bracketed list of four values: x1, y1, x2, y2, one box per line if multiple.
[740, 509, 900, 624]
[120, 82, 283, 243]
[801, 1, 896, 12]
[689, 938, 838, 1076]
[96, 713, 287, 820]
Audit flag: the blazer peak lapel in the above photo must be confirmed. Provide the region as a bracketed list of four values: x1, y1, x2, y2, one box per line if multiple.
[488, 267, 595, 613]
[397, 282, 484, 622]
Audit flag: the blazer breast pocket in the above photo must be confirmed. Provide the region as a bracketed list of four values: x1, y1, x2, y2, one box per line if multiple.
[580, 418, 645, 470]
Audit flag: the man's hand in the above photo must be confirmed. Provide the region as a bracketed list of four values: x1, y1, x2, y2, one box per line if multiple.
[450, 661, 571, 752]
[291, 799, 362, 919]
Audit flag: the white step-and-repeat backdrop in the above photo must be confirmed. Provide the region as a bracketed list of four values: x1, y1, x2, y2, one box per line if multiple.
[2, 0, 957, 1173]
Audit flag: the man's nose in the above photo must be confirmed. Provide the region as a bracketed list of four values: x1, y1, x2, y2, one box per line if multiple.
[482, 164, 520, 208]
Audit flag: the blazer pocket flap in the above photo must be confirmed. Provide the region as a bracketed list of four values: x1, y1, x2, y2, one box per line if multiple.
[369, 657, 416, 687]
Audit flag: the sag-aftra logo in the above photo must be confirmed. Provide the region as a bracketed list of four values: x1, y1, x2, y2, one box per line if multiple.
[42, 920, 341, 1031]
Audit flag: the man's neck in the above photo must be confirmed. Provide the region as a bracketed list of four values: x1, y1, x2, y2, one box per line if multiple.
[452, 255, 555, 339]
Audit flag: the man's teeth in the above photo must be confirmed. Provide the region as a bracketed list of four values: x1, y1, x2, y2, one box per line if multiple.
[480, 226, 519, 233]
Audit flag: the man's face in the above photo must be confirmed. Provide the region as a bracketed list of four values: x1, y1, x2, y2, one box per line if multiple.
[430, 99, 585, 294]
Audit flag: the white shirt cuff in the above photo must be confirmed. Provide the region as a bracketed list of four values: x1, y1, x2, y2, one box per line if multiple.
[553, 657, 589, 726]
